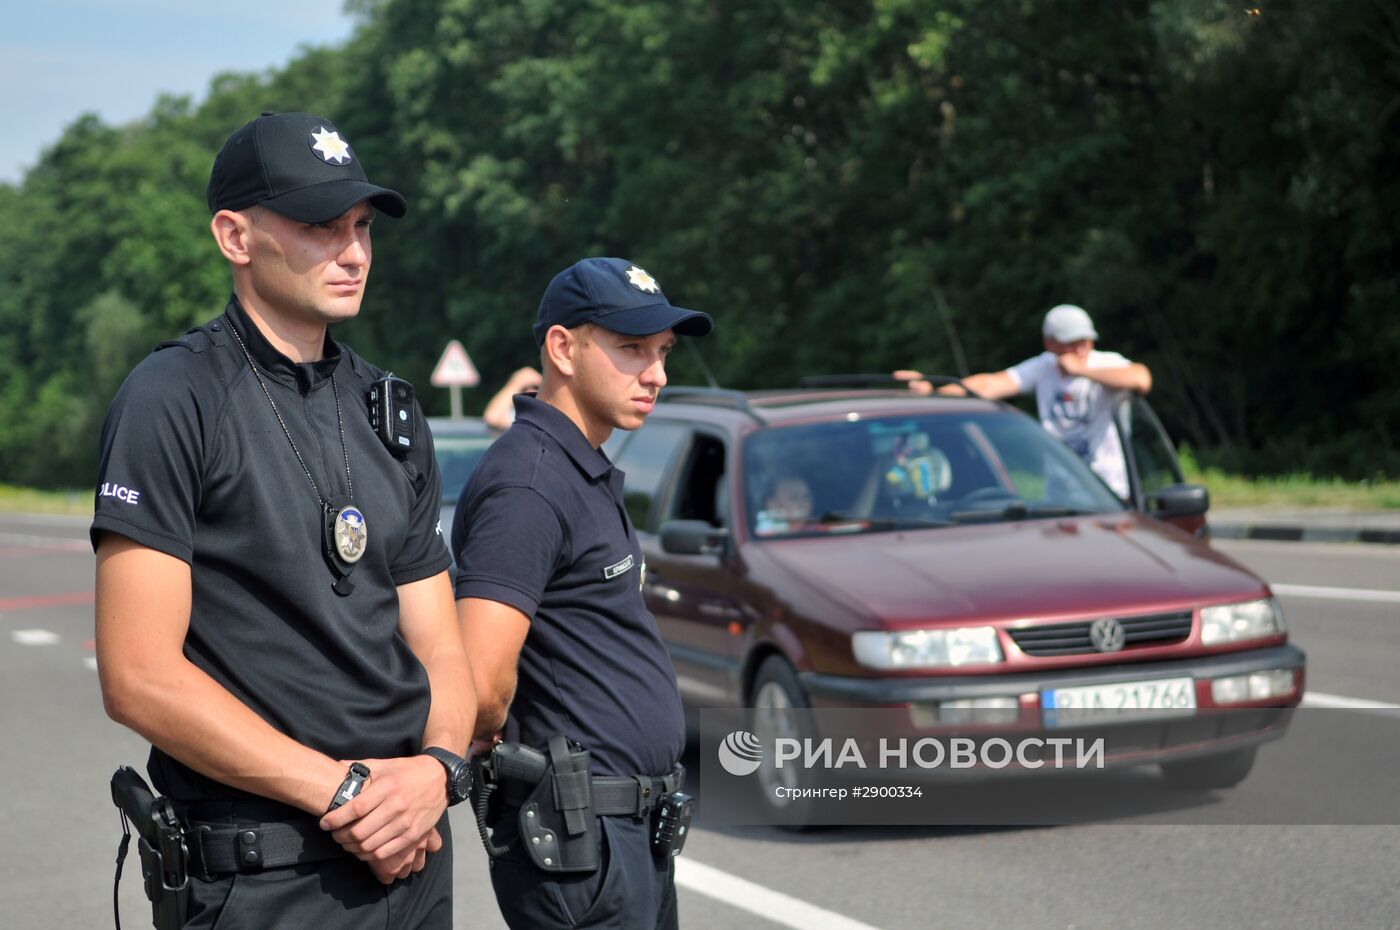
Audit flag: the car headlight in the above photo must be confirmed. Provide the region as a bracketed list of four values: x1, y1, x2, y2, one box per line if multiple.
[1200, 597, 1285, 646]
[852, 627, 1004, 669]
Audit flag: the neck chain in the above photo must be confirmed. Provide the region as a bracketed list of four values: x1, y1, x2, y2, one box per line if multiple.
[225, 314, 367, 595]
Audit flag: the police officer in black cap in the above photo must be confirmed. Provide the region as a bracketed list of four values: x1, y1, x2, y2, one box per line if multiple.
[94, 112, 475, 928]
[451, 258, 712, 929]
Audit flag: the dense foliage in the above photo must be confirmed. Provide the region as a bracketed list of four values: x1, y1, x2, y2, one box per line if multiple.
[2, 0, 1395, 488]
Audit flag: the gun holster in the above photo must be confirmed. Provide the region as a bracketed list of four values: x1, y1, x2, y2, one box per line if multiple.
[517, 736, 599, 873]
[111, 766, 189, 930]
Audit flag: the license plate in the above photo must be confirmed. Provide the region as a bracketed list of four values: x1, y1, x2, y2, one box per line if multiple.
[1042, 676, 1196, 728]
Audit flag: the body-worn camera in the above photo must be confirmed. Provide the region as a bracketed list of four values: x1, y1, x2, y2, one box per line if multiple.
[368, 374, 416, 454]
[651, 791, 694, 859]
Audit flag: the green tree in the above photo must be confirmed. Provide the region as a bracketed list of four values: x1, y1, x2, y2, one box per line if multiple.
[1, 0, 1396, 486]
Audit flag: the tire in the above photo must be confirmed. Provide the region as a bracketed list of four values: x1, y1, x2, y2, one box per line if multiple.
[1159, 746, 1257, 790]
[748, 656, 818, 827]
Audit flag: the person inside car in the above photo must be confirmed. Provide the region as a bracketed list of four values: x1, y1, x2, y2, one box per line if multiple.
[754, 473, 816, 536]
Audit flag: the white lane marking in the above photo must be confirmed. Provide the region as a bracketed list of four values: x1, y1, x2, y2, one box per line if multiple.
[1272, 583, 1400, 604]
[12, 629, 60, 646]
[84, 657, 99, 671]
[676, 858, 887, 930]
[1302, 691, 1400, 710]
[677, 675, 731, 703]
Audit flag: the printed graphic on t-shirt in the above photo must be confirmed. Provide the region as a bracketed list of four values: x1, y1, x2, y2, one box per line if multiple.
[1048, 383, 1095, 452]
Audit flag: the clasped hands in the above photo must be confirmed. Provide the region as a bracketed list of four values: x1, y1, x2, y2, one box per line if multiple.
[319, 755, 448, 885]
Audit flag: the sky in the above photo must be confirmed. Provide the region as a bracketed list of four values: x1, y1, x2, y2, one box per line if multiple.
[0, 0, 360, 183]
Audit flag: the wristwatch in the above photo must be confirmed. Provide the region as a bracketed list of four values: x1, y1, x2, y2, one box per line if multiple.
[422, 747, 471, 807]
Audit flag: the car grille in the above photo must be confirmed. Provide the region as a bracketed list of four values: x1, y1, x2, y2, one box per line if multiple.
[1008, 611, 1194, 657]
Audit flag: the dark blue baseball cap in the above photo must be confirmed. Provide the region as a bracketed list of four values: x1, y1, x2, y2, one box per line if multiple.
[206, 112, 407, 223]
[533, 257, 714, 345]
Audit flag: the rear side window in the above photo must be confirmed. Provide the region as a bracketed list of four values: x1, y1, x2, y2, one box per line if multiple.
[667, 433, 728, 528]
[613, 421, 689, 531]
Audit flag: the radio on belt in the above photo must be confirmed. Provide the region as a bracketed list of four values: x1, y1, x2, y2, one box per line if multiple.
[369, 373, 416, 454]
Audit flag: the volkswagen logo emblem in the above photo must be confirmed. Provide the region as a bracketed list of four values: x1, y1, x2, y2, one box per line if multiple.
[1089, 618, 1126, 652]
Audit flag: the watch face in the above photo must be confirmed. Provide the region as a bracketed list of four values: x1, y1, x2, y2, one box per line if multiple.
[427, 749, 471, 804]
[449, 768, 471, 803]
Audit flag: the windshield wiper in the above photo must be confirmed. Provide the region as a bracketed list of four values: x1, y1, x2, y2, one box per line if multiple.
[816, 511, 953, 530]
[948, 502, 1097, 523]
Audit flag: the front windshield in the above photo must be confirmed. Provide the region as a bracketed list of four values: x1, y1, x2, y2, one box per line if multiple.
[743, 412, 1124, 539]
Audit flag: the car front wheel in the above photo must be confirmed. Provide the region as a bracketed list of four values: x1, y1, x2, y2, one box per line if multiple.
[749, 655, 817, 826]
[1159, 746, 1257, 790]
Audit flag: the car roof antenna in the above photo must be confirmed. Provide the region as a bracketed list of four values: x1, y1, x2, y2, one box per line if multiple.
[685, 340, 721, 388]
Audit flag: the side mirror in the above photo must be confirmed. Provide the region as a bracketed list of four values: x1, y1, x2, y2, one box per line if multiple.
[1146, 483, 1210, 519]
[659, 520, 729, 556]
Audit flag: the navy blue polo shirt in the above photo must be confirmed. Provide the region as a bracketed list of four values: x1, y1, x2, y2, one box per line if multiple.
[450, 395, 685, 778]
[91, 297, 451, 803]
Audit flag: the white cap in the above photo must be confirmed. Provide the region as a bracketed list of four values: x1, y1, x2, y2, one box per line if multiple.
[1042, 304, 1098, 342]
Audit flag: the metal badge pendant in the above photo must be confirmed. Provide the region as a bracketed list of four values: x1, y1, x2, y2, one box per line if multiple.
[322, 497, 365, 597]
[333, 505, 368, 564]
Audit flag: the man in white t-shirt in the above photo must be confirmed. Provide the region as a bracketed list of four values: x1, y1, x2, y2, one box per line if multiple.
[897, 304, 1152, 499]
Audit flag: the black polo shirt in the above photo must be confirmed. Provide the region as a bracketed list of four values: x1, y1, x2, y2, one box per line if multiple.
[450, 395, 685, 778]
[91, 296, 451, 803]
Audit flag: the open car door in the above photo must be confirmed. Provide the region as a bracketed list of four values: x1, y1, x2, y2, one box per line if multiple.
[1114, 395, 1211, 536]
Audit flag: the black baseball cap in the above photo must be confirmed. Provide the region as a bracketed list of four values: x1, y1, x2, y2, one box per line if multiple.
[533, 257, 714, 345]
[206, 112, 407, 223]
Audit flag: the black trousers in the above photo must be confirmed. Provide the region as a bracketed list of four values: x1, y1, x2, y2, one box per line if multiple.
[489, 814, 677, 930]
[181, 816, 453, 929]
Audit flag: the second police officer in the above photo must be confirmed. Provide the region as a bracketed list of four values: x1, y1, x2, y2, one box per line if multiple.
[451, 258, 713, 929]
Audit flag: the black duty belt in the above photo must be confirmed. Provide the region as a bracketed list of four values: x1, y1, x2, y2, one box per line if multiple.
[501, 765, 685, 817]
[182, 813, 349, 877]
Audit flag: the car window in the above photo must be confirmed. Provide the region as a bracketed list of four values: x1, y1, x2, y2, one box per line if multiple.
[666, 433, 727, 528]
[612, 421, 689, 531]
[434, 434, 497, 505]
[1116, 396, 1183, 505]
[742, 412, 1123, 538]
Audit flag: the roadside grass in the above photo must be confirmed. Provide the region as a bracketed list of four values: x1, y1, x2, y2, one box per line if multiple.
[1179, 450, 1400, 511]
[0, 484, 91, 516]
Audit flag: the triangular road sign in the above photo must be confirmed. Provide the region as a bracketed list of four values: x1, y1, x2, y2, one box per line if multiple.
[431, 340, 480, 387]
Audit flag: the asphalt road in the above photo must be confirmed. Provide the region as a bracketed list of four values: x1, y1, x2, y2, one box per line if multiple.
[1, 513, 1396, 930]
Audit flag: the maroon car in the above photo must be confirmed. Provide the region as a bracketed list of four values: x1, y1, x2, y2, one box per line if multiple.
[607, 387, 1304, 805]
